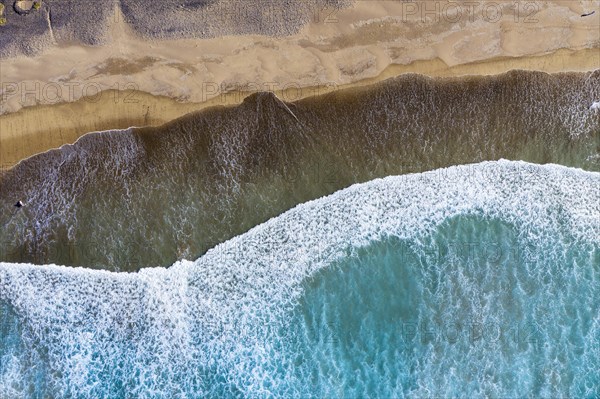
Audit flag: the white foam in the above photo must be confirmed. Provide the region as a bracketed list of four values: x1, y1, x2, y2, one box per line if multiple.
[0, 160, 598, 396]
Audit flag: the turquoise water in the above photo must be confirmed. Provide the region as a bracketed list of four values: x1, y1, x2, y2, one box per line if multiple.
[0, 161, 599, 397]
[273, 217, 599, 397]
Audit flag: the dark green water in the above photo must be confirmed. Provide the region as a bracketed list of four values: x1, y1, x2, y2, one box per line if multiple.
[0, 71, 599, 270]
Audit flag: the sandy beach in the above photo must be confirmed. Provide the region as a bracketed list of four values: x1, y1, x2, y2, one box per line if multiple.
[1, 0, 599, 169]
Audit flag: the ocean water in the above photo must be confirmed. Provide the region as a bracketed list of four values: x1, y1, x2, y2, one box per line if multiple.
[1, 161, 598, 397]
[1, 71, 599, 270]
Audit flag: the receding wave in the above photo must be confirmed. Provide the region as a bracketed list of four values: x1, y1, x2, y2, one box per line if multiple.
[1, 71, 599, 270]
[0, 161, 598, 397]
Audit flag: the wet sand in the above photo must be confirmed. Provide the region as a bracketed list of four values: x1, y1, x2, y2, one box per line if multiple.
[1, 0, 598, 168]
[2, 47, 599, 170]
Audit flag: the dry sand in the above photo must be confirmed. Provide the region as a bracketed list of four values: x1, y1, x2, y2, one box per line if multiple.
[1, 0, 599, 169]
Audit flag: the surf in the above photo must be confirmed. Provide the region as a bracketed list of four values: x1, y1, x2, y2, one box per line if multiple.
[0, 161, 598, 397]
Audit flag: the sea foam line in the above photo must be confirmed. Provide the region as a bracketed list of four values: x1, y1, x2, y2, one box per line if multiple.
[0, 160, 598, 396]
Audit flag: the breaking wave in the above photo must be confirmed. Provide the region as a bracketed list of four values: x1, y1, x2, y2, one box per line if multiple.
[1, 161, 598, 397]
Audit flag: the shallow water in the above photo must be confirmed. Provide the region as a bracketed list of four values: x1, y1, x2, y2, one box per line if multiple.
[1, 71, 598, 270]
[1, 161, 598, 397]
[276, 218, 599, 397]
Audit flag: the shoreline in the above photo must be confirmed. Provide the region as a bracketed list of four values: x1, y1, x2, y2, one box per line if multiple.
[1, 0, 598, 169]
[1, 47, 599, 170]
[2, 70, 598, 268]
